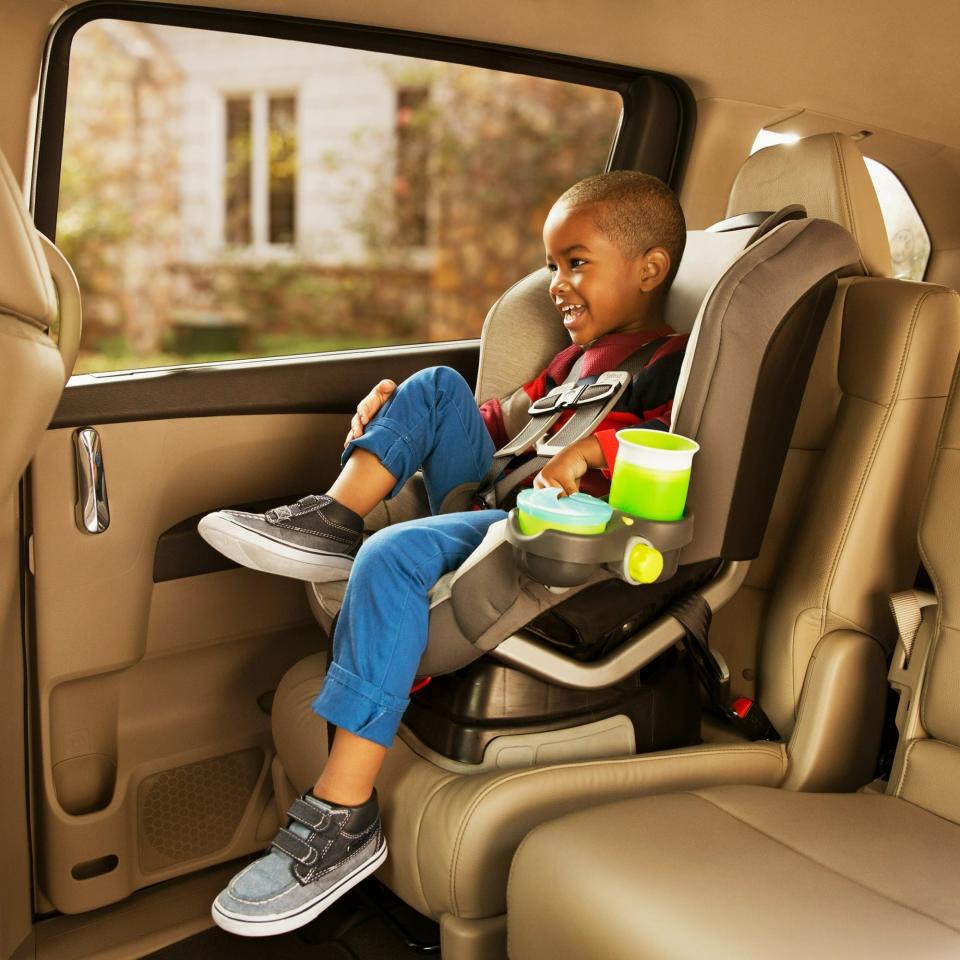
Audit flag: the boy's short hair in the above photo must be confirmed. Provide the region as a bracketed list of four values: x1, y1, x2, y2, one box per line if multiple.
[558, 171, 686, 287]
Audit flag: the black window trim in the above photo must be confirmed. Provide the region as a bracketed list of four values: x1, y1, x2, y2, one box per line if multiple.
[32, 0, 695, 238]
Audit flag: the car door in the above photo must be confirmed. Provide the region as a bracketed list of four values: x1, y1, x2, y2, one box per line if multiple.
[23, 4, 684, 918]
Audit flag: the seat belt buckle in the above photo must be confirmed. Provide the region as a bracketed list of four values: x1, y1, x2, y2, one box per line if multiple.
[528, 383, 587, 416]
[526, 371, 627, 416]
[725, 697, 779, 741]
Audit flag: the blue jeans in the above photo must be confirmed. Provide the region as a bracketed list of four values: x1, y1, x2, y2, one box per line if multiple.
[311, 366, 507, 747]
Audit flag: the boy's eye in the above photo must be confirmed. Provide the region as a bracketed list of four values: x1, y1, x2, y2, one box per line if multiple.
[546, 262, 558, 272]
[570, 258, 587, 268]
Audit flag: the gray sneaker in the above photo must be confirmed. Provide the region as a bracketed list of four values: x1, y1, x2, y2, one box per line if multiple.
[212, 791, 387, 937]
[198, 494, 364, 582]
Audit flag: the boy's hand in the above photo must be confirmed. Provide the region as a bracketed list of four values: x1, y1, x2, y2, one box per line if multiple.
[534, 436, 603, 496]
[345, 379, 397, 447]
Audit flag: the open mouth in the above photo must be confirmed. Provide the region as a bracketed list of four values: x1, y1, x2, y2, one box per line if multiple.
[559, 303, 587, 326]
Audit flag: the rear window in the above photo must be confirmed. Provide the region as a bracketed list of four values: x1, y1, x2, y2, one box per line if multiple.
[56, 21, 623, 374]
[750, 130, 931, 280]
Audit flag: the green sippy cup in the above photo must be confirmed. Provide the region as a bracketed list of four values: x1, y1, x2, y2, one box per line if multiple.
[608, 428, 699, 521]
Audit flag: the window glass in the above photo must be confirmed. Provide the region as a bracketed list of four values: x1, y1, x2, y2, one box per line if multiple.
[862, 158, 931, 281]
[57, 21, 623, 374]
[749, 129, 931, 280]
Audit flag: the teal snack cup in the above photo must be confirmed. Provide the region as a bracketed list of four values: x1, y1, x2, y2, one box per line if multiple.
[609, 428, 699, 521]
[516, 488, 612, 536]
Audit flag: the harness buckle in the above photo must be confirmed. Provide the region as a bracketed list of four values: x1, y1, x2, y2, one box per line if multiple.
[527, 379, 620, 416]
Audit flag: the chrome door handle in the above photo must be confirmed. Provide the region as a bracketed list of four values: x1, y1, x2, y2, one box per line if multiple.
[74, 427, 110, 534]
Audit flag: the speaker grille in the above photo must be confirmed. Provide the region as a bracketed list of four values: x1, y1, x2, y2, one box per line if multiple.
[138, 748, 263, 872]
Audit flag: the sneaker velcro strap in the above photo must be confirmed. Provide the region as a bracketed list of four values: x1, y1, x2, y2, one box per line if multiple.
[266, 495, 328, 523]
[287, 797, 330, 831]
[272, 827, 319, 866]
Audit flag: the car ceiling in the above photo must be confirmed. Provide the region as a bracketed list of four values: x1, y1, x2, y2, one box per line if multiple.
[40, 0, 960, 153]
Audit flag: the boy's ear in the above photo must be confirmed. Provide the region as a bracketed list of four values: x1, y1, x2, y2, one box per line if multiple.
[637, 247, 671, 293]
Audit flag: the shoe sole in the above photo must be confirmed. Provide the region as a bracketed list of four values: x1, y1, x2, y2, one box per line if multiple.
[198, 513, 355, 583]
[211, 839, 388, 938]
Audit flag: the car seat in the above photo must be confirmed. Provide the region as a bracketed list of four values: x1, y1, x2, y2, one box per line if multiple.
[508, 348, 960, 960]
[0, 147, 80, 492]
[271, 134, 960, 958]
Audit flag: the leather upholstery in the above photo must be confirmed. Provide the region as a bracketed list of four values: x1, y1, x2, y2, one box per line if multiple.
[509, 354, 960, 960]
[377, 733, 786, 920]
[893, 357, 960, 823]
[0, 149, 65, 497]
[727, 132, 892, 278]
[0, 149, 56, 326]
[757, 278, 960, 735]
[507, 786, 960, 959]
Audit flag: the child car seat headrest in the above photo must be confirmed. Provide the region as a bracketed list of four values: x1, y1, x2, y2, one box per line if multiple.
[476, 220, 762, 407]
[727, 132, 891, 278]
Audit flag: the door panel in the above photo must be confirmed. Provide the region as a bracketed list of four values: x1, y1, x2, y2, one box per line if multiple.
[30, 342, 478, 914]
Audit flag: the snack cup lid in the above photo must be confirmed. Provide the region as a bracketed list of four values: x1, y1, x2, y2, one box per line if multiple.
[615, 428, 699, 471]
[516, 488, 612, 530]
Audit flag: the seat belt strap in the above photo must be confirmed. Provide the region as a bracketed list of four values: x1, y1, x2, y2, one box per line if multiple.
[888, 588, 937, 665]
[671, 593, 780, 741]
[478, 352, 588, 494]
[480, 335, 671, 508]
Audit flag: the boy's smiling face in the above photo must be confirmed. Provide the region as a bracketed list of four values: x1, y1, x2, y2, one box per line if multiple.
[543, 200, 670, 346]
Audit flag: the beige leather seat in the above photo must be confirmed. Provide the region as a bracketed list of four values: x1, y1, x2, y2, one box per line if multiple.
[270, 134, 960, 958]
[507, 357, 960, 960]
[0, 149, 78, 490]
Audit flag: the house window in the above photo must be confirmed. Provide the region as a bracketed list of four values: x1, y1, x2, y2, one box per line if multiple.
[224, 92, 298, 248]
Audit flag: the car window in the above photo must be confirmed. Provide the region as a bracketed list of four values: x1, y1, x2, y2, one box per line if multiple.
[56, 20, 623, 374]
[750, 129, 931, 280]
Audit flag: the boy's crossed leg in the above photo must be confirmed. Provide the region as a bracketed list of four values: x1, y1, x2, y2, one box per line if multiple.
[198, 365, 495, 582]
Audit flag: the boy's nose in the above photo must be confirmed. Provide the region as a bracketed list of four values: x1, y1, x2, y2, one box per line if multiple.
[549, 273, 569, 296]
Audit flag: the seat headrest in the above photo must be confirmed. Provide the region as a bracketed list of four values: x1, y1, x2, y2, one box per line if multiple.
[664, 228, 754, 334]
[0, 150, 57, 327]
[726, 133, 891, 278]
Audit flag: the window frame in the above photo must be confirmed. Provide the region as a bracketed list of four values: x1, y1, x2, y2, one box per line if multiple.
[33, 1, 694, 242]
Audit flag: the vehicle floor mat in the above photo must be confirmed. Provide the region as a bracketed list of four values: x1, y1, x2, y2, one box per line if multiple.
[143, 878, 440, 959]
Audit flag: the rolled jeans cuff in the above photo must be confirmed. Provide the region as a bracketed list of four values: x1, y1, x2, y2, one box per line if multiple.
[341, 416, 420, 500]
[311, 661, 409, 749]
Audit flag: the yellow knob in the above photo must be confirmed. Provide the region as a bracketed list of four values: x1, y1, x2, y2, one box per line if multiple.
[628, 543, 663, 584]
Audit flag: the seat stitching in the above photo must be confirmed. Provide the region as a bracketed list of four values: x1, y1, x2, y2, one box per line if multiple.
[831, 134, 862, 272]
[691, 791, 960, 934]
[813, 289, 926, 687]
[893, 739, 918, 798]
[782, 277, 852, 719]
[445, 745, 785, 914]
[915, 341, 960, 733]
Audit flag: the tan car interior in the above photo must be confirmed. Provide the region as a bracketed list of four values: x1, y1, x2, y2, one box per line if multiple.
[508, 353, 960, 959]
[268, 132, 960, 958]
[2, 3, 960, 960]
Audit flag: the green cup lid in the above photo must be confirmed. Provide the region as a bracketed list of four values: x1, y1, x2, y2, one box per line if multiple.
[516, 488, 613, 528]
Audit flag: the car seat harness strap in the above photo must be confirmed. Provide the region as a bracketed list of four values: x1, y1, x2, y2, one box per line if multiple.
[478, 336, 671, 508]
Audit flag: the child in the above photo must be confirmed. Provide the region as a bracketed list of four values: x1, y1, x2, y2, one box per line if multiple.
[203, 171, 687, 937]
